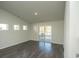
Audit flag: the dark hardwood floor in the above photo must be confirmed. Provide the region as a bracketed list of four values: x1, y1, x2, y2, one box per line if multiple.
[0, 40, 64, 58]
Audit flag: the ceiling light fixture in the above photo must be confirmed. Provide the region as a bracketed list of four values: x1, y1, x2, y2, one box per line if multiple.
[34, 12, 38, 15]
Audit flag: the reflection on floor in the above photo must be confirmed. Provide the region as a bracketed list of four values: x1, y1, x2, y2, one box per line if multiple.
[39, 41, 53, 53]
[0, 40, 64, 58]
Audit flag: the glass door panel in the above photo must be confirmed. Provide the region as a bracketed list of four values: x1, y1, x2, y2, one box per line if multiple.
[39, 25, 52, 42]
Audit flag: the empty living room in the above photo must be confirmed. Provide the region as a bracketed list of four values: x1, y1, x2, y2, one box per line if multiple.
[0, 1, 79, 58]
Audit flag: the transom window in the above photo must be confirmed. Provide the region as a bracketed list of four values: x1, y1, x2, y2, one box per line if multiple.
[0, 24, 8, 31]
[14, 25, 20, 30]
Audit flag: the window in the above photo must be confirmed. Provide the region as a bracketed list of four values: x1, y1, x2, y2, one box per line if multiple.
[14, 25, 20, 30]
[0, 24, 8, 31]
[23, 25, 27, 30]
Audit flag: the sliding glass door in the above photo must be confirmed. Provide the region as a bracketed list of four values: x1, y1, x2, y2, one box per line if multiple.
[39, 25, 52, 42]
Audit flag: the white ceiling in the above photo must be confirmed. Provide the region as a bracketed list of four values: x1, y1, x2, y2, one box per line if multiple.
[0, 1, 65, 23]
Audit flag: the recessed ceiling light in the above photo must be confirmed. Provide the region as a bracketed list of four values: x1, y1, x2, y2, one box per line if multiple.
[34, 12, 38, 15]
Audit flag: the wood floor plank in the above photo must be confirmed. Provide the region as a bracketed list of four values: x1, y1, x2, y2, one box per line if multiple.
[0, 40, 64, 58]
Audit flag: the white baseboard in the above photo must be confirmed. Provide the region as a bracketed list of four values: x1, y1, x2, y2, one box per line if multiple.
[0, 40, 29, 49]
[31, 39, 64, 45]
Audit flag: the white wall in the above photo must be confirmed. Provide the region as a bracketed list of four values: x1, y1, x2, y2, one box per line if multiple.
[0, 9, 30, 49]
[64, 1, 79, 58]
[31, 20, 64, 44]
